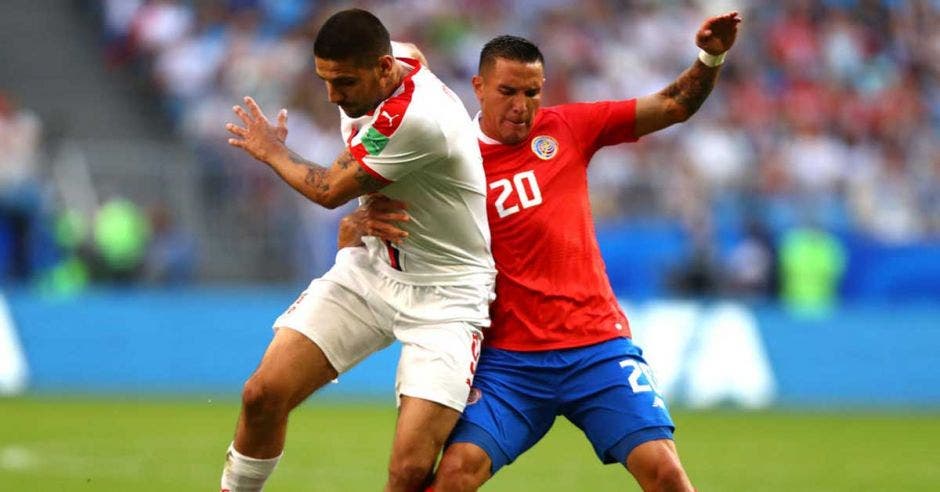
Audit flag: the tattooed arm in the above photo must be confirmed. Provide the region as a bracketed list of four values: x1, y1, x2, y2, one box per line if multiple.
[634, 11, 741, 137]
[275, 149, 387, 209]
[226, 96, 387, 209]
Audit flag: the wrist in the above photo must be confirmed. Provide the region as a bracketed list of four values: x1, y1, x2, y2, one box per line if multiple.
[698, 49, 726, 68]
[267, 145, 292, 168]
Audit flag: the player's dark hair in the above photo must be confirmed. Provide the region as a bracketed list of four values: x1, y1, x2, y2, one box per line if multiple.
[313, 8, 391, 66]
[479, 35, 545, 73]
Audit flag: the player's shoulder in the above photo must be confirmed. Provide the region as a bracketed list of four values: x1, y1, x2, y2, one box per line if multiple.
[374, 71, 429, 136]
[539, 101, 621, 131]
[544, 101, 612, 115]
[534, 104, 588, 131]
[538, 103, 598, 122]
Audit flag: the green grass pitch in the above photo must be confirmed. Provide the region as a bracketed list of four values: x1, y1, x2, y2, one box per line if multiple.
[1, 397, 939, 491]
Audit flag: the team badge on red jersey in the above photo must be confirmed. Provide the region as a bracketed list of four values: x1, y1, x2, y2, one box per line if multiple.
[530, 135, 558, 160]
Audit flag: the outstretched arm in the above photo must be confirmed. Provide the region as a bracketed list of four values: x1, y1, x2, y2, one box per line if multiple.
[226, 97, 387, 209]
[634, 11, 742, 137]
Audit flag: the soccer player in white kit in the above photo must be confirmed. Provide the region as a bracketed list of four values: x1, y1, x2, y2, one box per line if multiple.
[220, 9, 495, 492]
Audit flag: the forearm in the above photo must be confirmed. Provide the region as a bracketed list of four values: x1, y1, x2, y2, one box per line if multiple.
[658, 58, 721, 122]
[266, 149, 356, 209]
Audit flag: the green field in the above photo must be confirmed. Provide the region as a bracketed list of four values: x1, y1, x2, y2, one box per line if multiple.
[1, 397, 939, 491]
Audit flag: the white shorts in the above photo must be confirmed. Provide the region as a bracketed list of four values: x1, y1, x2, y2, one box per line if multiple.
[273, 247, 492, 411]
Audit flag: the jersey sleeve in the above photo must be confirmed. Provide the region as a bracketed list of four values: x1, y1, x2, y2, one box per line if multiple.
[555, 99, 639, 157]
[349, 116, 446, 183]
[347, 70, 447, 183]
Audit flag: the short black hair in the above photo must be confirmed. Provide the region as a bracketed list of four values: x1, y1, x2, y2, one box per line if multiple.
[478, 35, 545, 73]
[313, 8, 391, 66]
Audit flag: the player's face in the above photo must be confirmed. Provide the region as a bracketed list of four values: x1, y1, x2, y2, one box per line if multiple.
[473, 58, 544, 145]
[315, 56, 392, 118]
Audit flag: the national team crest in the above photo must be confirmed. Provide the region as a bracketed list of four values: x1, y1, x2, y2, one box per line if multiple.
[531, 135, 558, 160]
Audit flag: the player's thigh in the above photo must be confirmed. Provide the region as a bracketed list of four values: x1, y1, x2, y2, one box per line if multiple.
[445, 349, 558, 475]
[273, 278, 393, 376]
[390, 395, 462, 465]
[247, 327, 339, 409]
[393, 321, 482, 411]
[562, 338, 675, 465]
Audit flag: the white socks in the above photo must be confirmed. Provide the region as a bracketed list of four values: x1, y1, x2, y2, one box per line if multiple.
[220, 443, 282, 492]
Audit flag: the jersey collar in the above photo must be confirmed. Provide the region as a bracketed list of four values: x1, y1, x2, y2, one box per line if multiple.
[473, 112, 503, 146]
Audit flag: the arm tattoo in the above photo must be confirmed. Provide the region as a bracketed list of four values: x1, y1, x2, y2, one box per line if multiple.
[660, 61, 719, 118]
[290, 148, 385, 202]
[354, 166, 387, 193]
[291, 150, 332, 195]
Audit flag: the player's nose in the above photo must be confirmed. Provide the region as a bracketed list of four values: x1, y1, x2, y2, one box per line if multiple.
[509, 95, 527, 114]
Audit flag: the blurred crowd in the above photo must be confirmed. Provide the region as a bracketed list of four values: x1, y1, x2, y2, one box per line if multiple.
[0, 90, 194, 293]
[8, 0, 937, 303]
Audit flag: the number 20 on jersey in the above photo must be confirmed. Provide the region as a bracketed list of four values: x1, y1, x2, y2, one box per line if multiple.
[490, 170, 543, 218]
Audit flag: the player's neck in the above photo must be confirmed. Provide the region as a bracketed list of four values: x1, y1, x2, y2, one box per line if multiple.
[380, 62, 410, 101]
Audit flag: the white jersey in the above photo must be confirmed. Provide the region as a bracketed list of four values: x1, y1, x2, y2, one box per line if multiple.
[341, 58, 495, 285]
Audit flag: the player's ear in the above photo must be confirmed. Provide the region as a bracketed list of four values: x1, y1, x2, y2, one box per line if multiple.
[377, 54, 396, 76]
[472, 75, 484, 100]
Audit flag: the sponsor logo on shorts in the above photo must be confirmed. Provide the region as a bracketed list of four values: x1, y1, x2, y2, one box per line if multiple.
[466, 387, 482, 405]
[531, 135, 558, 160]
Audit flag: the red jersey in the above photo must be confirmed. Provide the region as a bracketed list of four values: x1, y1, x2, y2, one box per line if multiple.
[479, 100, 639, 351]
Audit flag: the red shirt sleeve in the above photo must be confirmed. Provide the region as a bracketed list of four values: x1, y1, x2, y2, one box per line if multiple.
[553, 99, 639, 158]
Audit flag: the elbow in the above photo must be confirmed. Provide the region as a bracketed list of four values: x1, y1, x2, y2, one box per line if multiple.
[319, 195, 347, 210]
[307, 189, 348, 209]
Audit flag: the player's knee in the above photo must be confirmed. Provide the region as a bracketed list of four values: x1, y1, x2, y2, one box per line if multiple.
[646, 461, 691, 492]
[387, 457, 433, 490]
[434, 450, 489, 491]
[241, 376, 290, 423]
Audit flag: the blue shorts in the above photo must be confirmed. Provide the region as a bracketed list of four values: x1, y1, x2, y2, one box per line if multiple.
[447, 337, 674, 474]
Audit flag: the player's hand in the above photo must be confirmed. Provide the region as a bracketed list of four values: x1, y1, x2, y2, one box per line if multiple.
[696, 11, 742, 55]
[226, 97, 290, 164]
[338, 194, 410, 249]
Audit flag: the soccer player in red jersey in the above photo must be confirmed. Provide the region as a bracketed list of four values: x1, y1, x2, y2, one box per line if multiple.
[342, 11, 741, 492]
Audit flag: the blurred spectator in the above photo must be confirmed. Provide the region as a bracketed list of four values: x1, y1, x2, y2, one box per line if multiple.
[130, 0, 194, 57]
[668, 217, 720, 298]
[92, 198, 151, 283]
[849, 143, 924, 242]
[724, 218, 778, 299]
[779, 223, 847, 315]
[0, 92, 43, 282]
[144, 203, 196, 285]
[37, 209, 91, 296]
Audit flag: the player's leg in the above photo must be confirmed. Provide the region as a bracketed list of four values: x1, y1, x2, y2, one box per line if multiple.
[623, 438, 693, 492]
[222, 328, 337, 492]
[433, 347, 559, 492]
[234, 328, 337, 457]
[561, 337, 693, 492]
[222, 275, 391, 491]
[385, 322, 486, 492]
[433, 442, 492, 491]
[385, 395, 462, 491]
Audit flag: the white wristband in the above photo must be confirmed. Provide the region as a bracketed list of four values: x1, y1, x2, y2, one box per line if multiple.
[698, 49, 726, 67]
